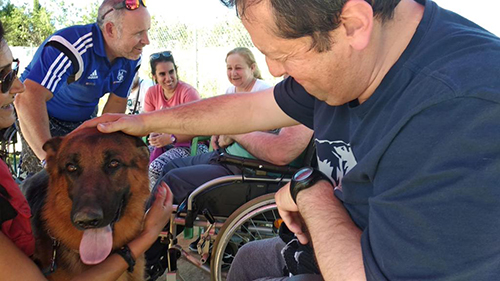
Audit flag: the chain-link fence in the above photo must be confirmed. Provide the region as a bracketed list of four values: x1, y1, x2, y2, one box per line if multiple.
[142, 0, 281, 98]
[12, 1, 280, 98]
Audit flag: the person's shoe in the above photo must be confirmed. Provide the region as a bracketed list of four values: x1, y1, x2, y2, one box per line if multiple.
[188, 237, 200, 252]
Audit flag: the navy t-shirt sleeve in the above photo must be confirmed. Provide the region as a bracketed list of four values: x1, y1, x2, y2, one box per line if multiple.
[274, 77, 316, 129]
[24, 45, 74, 94]
[363, 97, 500, 280]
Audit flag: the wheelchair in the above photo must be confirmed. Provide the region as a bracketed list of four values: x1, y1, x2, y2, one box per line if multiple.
[0, 124, 23, 183]
[155, 140, 315, 281]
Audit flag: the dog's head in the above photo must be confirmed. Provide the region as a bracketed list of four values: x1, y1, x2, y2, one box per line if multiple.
[42, 127, 150, 264]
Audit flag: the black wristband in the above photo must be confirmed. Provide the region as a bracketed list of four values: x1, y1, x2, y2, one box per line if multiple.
[290, 167, 332, 204]
[115, 244, 135, 273]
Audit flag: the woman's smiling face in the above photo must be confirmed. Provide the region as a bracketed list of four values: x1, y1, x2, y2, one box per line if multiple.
[0, 39, 24, 129]
[153, 61, 178, 93]
[226, 53, 255, 88]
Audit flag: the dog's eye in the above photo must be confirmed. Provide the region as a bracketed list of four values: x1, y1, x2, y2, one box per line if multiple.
[66, 164, 78, 172]
[109, 160, 121, 169]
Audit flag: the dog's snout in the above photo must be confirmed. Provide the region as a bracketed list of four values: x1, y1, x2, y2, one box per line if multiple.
[72, 208, 104, 229]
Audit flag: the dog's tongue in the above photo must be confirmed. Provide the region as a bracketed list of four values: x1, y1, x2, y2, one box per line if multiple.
[79, 225, 113, 265]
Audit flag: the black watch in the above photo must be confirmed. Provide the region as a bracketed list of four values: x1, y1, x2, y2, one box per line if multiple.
[290, 167, 332, 204]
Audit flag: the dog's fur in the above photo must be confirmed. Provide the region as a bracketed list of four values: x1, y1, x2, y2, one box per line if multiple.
[22, 127, 150, 280]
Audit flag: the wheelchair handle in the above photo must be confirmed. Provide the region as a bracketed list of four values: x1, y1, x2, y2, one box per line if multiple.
[202, 208, 215, 224]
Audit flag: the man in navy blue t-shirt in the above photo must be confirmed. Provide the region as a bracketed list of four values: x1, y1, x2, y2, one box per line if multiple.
[83, 0, 500, 280]
[15, 0, 150, 175]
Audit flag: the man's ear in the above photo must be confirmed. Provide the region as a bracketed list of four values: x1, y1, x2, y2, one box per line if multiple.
[340, 0, 374, 50]
[104, 22, 117, 39]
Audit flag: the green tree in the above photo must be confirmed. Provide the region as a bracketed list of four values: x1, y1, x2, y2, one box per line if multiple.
[48, 0, 100, 29]
[0, 1, 55, 46]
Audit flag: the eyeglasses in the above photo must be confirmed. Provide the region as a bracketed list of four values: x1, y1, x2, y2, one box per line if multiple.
[1, 59, 19, 93]
[100, 0, 147, 21]
[150, 51, 172, 61]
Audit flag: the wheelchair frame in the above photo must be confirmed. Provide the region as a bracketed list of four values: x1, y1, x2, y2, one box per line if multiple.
[0, 124, 23, 183]
[157, 138, 316, 281]
[161, 173, 291, 281]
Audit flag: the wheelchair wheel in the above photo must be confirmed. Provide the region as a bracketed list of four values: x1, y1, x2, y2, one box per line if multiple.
[210, 193, 280, 280]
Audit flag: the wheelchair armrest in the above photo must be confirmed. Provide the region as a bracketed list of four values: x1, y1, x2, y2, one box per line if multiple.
[191, 136, 213, 156]
[218, 152, 299, 175]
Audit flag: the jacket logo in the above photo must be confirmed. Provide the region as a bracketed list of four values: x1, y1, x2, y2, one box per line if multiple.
[87, 70, 98, 80]
[113, 69, 127, 84]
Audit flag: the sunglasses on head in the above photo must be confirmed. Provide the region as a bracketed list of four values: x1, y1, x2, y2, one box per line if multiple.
[150, 51, 172, 61]
[101, 0, 147, 21]
[1, 59, 19, 94]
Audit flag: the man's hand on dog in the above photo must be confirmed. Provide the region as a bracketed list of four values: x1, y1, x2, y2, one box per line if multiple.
[78, 113, 149, 136]
[143, 182, 173, 241]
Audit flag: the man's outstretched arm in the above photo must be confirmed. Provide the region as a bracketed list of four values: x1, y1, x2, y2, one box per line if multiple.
[81, 87, 297, 137]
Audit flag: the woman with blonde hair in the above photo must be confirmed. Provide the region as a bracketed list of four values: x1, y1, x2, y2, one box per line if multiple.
[225, 47, 271, 94]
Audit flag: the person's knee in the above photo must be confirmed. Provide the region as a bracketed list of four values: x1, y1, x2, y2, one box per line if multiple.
[161, 170, 174, 187]
[236, 242, 259, 260]
[162, 158, 180, 174]
[232, 238, 281, 267]
[161, 170, 183, 199]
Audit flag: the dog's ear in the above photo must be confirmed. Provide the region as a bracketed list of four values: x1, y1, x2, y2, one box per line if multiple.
[43, 137, 64, 157]
[134, 136, 150, 157]
[133, 136, 147, 148]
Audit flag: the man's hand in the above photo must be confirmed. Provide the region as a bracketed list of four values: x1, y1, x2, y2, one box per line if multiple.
[210, 135, 220, 149]
[210, 135, 235, 149]
[77, 113, 148, 136]
[217, 135, 235, 148]
[275, 183, 309, 244]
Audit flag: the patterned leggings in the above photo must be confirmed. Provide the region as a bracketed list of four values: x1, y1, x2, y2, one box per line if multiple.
[148, 144, 209, 191]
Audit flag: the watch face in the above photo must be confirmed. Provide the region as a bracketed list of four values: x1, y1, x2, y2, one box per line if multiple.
[294, 167, 314, 181]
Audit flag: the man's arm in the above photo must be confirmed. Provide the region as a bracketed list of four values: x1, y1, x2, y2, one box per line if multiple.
[14, 79, 54, 161]
[229, 125, 313, 165]
[275, 182, 366, 281]
[299, 183, 365, 280]
[81, 87, 298, 137]
[102, 93, 127, 114]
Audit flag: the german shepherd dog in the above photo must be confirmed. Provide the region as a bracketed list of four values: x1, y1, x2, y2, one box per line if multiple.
[22, 127, 150, 280]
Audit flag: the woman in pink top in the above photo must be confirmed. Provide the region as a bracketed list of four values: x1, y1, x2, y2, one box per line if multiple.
[144, 51, 208, 190]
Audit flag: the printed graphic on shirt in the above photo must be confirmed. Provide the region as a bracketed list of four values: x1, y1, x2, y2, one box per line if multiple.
[316, 139, 357, 190]
[87, 70, 98, 80]
[114, 69, 127, 84]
